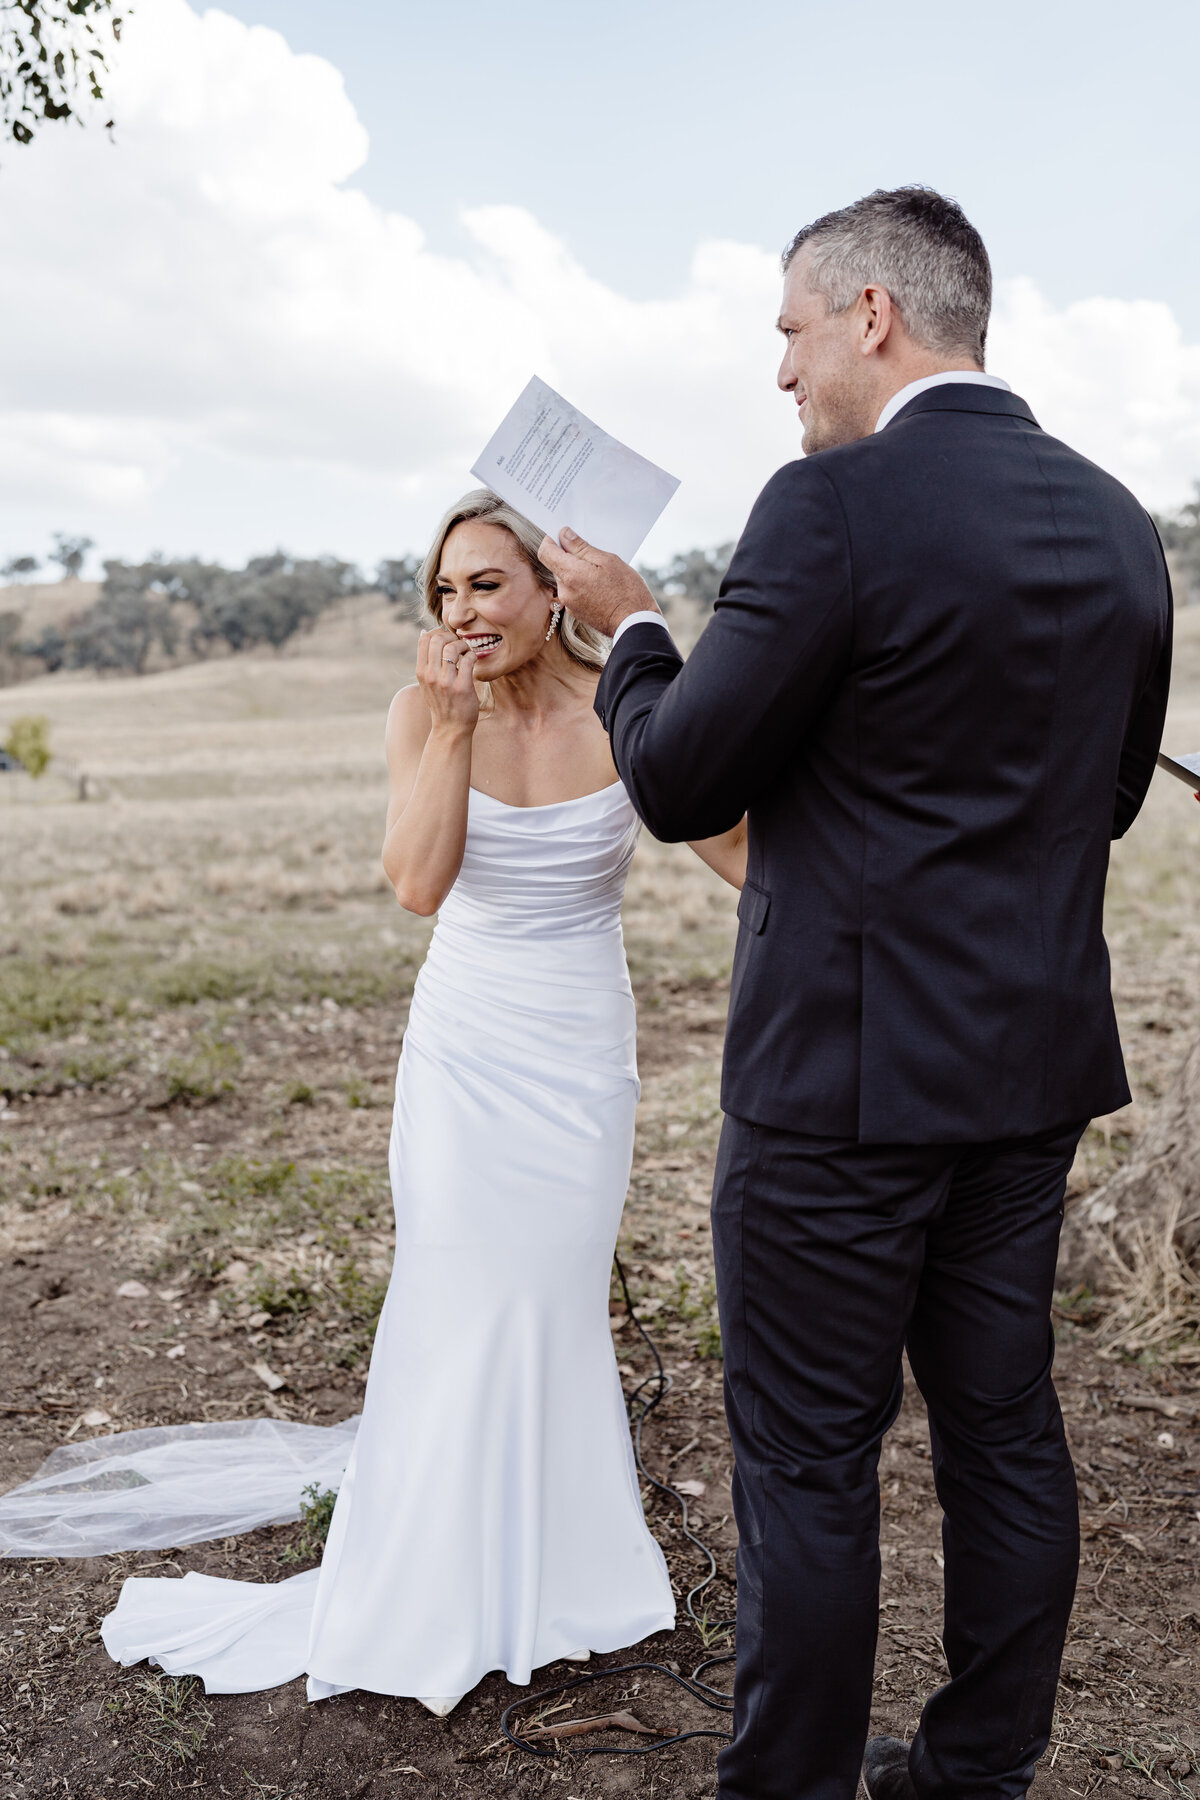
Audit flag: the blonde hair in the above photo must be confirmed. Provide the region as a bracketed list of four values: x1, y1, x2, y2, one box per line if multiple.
[419, 489, 608, 673]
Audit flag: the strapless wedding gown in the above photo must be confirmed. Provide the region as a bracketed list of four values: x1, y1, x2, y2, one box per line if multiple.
[2, 782, 675, 1699]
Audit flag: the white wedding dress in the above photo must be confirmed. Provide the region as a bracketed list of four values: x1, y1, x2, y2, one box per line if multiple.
[1, 781, 675, 1701]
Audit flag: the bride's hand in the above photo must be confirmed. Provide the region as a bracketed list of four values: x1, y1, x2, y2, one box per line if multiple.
[417, 628, 480, 732]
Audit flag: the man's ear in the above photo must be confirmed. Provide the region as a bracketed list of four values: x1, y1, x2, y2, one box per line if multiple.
[859, 284, 896, 359]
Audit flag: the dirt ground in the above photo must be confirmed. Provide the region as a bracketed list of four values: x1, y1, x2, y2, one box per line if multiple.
[2, 596, 1200, 1798]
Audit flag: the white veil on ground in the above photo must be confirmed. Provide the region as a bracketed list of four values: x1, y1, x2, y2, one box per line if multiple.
[0, 1417, 359, 1557]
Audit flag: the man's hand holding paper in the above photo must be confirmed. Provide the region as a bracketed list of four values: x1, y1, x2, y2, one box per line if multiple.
[537, 524, 662, 639]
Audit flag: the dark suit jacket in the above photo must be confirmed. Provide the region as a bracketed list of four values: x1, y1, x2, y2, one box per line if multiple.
[596, 385, 1172, 1143]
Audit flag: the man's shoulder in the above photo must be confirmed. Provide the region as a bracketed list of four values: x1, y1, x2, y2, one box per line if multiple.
[750, 454, 848, 520]
[812, 407, 1165, 573]
[745, 441, 904, 546]
[1019, 423, 1164, 531]
[761, 432, 906, 501]
[751, 411, 1160, 550]
[814, 403, 1147, 508]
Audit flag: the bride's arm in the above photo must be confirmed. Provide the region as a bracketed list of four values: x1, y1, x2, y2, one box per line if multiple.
[687, 819, 747, 890]
[381, 630, 480, 917]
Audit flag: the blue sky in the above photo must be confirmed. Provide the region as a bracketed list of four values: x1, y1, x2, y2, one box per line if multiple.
[2, 0, 1198, 573]
[218, 0, 1199, 329]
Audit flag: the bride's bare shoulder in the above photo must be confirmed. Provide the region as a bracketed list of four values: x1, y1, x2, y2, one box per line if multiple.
[386, 683, 431, 747]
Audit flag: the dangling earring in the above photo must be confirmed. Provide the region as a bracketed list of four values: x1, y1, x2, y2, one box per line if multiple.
[545, 602, 563, 641]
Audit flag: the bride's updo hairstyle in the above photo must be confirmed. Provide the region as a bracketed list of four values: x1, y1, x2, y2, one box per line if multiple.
[420, 489, 608, 673]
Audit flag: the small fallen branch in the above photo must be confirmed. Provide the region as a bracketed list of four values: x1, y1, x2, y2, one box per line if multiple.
[515, 1709, 657, 1742]
[1112, 1393, 1198, 1420]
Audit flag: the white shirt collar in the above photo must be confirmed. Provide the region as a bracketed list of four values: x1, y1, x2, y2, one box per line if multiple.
[875, 371, 1012, 434]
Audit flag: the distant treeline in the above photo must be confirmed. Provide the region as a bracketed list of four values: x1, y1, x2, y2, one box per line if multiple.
[3, 477, 1199, 685]
[0, 540, 737, 683]
[0, 553, 423, 680]
[1154, 486, 1200, 602]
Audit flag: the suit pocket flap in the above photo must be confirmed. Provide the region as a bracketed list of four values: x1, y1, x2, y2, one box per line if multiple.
[736, 881, 771, 935]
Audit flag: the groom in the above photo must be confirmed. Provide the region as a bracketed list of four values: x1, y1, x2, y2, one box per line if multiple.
[540, 188, 1172, 1800]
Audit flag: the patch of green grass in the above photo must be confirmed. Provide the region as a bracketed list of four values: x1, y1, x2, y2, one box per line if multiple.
[0, 942, 420, 1051]
[0, 962, 128, 1045]
[145, 951, 412, 1012]
[1054, 1283, 1104, 1328]
[113, 1155, 394, 1359]
[279, 1481, 339, 1566]
[331, 1256, 389, 1362]
[65, 1149, 392, 1367]
[693, 1313, 723, 1360]
[1, 1149, 92, 1214]
[150, 960, 264, 1009]
[251, 1268, 318, 1317]
[283, 1079, 315, 1105]
[164, 1032, 242, 1104]
[693, 1606, 734, 1650]
[615, 1259, 724, 1362]
[60, 1045, 131, 1088]
[214, 1155, 298, 1204]
[670, 1267, 723, 1359]
[342, 1071, 384, 1108]
[107, 1671, 213, 1769]
[0, 1040, 133, 1101]
[332, 1255, 387, 1319]
[1080, 1734, 1198, 1793]
[624, 931, 735, 989]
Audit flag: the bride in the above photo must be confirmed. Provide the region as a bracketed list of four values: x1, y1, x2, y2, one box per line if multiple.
[90, 490, 747, 1715]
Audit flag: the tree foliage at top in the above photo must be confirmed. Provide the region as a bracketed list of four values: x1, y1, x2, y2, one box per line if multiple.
[0, 0, 124, 148]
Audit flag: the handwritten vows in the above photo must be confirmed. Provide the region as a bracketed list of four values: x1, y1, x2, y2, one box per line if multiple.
[471, 376, 680, 561]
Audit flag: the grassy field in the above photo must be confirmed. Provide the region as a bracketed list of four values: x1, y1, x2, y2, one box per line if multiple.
[1, 593, 1199, 1798]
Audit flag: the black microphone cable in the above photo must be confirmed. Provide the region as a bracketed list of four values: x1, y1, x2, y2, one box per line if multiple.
[498, 1254, 736, 1761]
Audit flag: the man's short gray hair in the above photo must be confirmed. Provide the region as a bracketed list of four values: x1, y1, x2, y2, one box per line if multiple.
[782, 187, 991, 364]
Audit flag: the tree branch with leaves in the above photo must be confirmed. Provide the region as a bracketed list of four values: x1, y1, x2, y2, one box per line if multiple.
[0, 0, 125, 148]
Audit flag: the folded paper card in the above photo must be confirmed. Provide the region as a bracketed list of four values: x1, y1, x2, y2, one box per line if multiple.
[471, 376, 680, 563]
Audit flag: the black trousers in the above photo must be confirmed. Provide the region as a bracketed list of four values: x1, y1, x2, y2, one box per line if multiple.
[712, 1115, 1086, 1800]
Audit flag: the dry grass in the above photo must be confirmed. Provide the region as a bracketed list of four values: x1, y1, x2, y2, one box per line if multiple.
[1089, 1192, 1200, 1363]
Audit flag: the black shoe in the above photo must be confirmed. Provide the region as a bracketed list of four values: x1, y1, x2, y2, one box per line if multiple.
[862, 1736, 917, 1800]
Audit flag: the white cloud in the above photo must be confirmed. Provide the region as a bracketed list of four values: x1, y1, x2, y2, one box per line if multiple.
[1, 0, 1199, 573]
[991, 280, 1200, 501]
[0, 413, 164, 507]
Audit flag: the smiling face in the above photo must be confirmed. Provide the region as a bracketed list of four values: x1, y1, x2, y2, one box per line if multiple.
[432, 520, 558, 679]
[776, 248, 884, 454]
